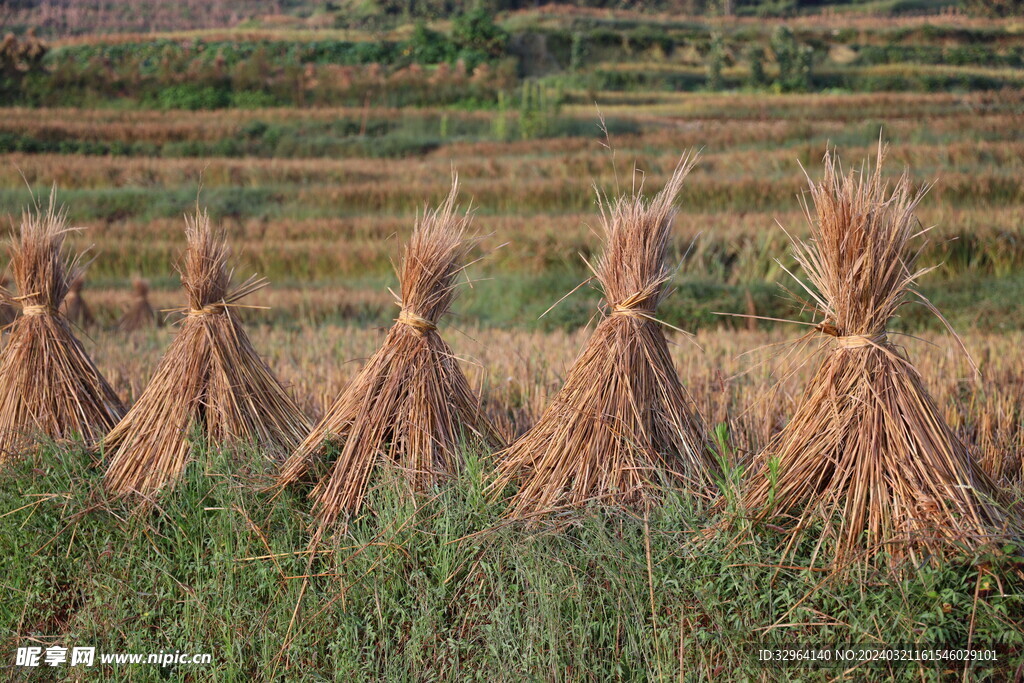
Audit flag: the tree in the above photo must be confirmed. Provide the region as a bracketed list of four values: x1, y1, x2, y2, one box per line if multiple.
[451, 7, 508, 59]
[705, 34, 725, 90]
[408, 20, 454, 64]
[770, 26, 812, 92]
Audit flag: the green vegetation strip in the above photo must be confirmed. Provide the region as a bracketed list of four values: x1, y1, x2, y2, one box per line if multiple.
[1, 446, 1020, 680]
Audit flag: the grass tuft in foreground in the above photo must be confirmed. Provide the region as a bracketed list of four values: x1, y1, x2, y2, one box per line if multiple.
[2, 438, 1022, 680]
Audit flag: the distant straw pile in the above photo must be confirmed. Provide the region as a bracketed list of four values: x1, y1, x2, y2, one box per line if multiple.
[61, 274, 95, 328]
[0, 192, 123, 460]
[278, 180, 502, 528]
[742, 147, 1020, 566]
[492, 156, 716, 519]
[118, 278, 161, 331]
[103, 209, 310, 495]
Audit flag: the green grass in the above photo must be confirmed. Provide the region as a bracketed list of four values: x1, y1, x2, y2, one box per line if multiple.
[14, 268, 1024, 333]
[2, 440, 1022, 680]
[4, 171, 1023, 221]
[458, 272, 1024, 333]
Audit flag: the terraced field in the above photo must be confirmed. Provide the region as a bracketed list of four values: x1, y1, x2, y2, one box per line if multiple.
[3, 90, 1022, 332]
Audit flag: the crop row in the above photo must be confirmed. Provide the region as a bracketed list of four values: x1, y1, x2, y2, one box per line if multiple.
[0, 104, 1016, 161]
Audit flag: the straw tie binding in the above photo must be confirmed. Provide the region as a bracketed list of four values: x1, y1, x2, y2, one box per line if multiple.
[396, 309, 437, 333]
[187, 304, 225, 317]
[21, 304, 51, 316]
[610, 292, 654, 320]
[611, 304, 655, 320]
[836, 333, 887, 349]
[816, 322, 887, 349]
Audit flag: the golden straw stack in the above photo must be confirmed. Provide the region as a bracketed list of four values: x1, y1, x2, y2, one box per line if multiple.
[61, 274, 95, 328]
[103, 209, 310, 495]
[492, 155, 716, 519]
[0, 191, 124, 460]
[742, 147, 1020, 566]
[278, 179, 502, 528]
[118, 278, 161, 332]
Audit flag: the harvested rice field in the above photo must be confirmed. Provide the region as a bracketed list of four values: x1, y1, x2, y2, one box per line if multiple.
[1, 5, 1024, 681]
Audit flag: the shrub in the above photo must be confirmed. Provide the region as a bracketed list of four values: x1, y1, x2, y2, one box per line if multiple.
[408, 21, 455, 64]
[154, 84, 230, 110]
[517, 80, 560, 139]
[230, 90, 280, 108]
[705, 34, 725, 91]
[770, 26, 812, 92]
[452, 8, 509, 59]
[569, 31, 586, 72]
[745, 45, 767, 87]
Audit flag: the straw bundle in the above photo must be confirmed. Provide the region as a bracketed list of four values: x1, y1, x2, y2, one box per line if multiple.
[278, 180, 501, 528]
[103, 209, 310, 495]
[742, 148, 1020, 565]
[118, 278, 161, 331]
[0, 193, 123, 460]
[61, 274, 95, 328]
[492, 156, 716, 519]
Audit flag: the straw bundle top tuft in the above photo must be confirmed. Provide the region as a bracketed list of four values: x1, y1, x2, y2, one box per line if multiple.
[792, 146, 925, 347]
[182, 209, 232, 311]
[595, 161, 686, 319]
[11, 197, 76, 314]
[392, 194, 470, 330]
